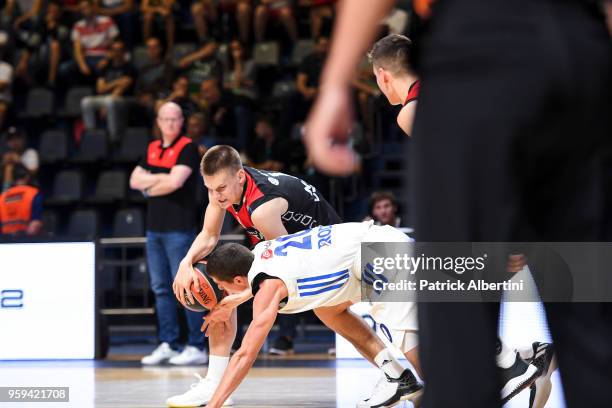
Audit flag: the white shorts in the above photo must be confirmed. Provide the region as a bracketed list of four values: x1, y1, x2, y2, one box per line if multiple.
[380, 325, 419, 354]
[359, 224, 419, 348]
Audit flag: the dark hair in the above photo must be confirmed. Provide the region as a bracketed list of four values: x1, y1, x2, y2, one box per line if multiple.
[368, 34, 413, 75]
[207, 243, 254, 282]
[12, 164, 29, 182]
[369, 191, 398, 214]
[201, 145, 243, 175]
[227, 40, 251, 71]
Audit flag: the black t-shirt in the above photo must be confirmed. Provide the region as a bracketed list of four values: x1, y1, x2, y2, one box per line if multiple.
[100, 61, 136, 94]
[246, 137, 289, 168]
[139, 136, 200, 232]
[298, 52, 326, 88]
[208, 92, 237, 139]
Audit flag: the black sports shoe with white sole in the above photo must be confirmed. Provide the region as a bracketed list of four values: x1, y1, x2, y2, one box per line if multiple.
[500, 352, 539, 404]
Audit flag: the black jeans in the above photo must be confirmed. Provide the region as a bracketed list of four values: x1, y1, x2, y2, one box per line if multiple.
[411, 1, 612, 407]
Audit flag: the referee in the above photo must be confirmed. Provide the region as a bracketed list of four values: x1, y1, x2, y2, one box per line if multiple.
[305, 1, 612, 407]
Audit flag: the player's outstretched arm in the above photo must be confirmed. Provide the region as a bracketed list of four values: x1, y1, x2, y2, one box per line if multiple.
[173, 203, 225, 305]
[201, 289, 254, 333]
[206, 279, 287, 408]
[304, 0, 395, 175]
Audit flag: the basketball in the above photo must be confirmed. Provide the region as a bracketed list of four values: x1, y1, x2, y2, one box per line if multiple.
[182, 262, 225, 312]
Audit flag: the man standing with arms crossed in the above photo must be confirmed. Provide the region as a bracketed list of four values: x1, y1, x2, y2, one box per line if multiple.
[130, 102, 208, 366]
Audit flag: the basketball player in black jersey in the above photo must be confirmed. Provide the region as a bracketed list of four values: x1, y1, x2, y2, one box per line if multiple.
[167, 145, 418, 407]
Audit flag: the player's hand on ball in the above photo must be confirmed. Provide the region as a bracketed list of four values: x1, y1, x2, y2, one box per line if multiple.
[201, 313, 230, 337]
[173, 260, 200, 305]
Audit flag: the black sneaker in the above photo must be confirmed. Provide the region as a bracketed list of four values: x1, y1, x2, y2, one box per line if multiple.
[527, 342, 557, 408]
[500, 352, 539, 404]
[357, 369, 424, 408]
[268, 336, 294, 356]
[526, 342, 555, 377]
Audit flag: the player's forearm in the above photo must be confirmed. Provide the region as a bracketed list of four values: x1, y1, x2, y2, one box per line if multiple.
[129, 171, 158, 190]
[146, 173, 185, 196]
[181, 230, 219, 265]
[320, 0, 395, 87]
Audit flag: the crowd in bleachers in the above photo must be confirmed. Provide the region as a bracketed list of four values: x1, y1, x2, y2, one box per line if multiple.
[0, 0, 413, 238]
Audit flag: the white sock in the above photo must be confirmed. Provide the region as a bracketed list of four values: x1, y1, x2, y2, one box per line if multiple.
[496, 340, 517, 369]
[206, 355, 229, 382]
[374, 349, 405, 379]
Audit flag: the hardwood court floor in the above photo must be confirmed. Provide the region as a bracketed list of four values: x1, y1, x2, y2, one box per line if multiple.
[0, 355, 563, 408]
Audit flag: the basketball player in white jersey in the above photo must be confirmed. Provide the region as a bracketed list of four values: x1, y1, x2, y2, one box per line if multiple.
[201, 222, 423, 408]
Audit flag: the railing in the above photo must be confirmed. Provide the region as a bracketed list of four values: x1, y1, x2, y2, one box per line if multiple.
[98, 234, 246, 316]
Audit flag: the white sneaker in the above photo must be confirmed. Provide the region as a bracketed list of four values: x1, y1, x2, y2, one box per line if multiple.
[357, 369, 423, 408]
[169, 346, 209, 366]
[166, 373, 234, 407]
[141, 342, 179, 365]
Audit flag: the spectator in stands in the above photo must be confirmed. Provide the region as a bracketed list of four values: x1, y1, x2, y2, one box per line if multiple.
[279, 35, 328, 137]
[81, 39, 135, 141]
[156, 75, 198, 119]
[297, 0, 334, 38]
[3, 0, 42, 31]
[129, 101, 207, 366]
[0, 37, 12, 131]
[296, 34, 327, 103]
[59, 0, 119, 85]
[136, 37, 173, 98]
[191, 0, 252, 44]
[95, 0, 135, 48]
[1, 127, 38, 191]
[133, 37, 173, 127]
[176, 40, 221, 94]
[246, 114, 287, 171]
[141, 0, 175, 53]
[365, 191, 401, 227]
[224, 40, 256, 100]
[185, 112, 215, 156]
[254, 0, 298, 43]
[352, 54, 381, 146]
[0, 163, 42, 236]
[14, 1, 69, 87]
[194, 77, 252, 148]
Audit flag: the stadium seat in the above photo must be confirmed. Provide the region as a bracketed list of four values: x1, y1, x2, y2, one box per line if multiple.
[115, 127, 149, 163]
[112, 208, 145, 237]
[131, 45, 150, 70]
[58, 87, 93, 118]
[66, 209, 99, 239]
[73, 129, 109, 163]
[40, 210, 59, 236]
[253, 41, 280, 66]
[291, 39, 315, 66]
[46, 170, 83, 205]
[216, 43, 229, 70]
[39, 129, 68, 164]
[19, 87, 54, 118]
[271, 80, 296, 98]
[88, 170, 127, 203]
